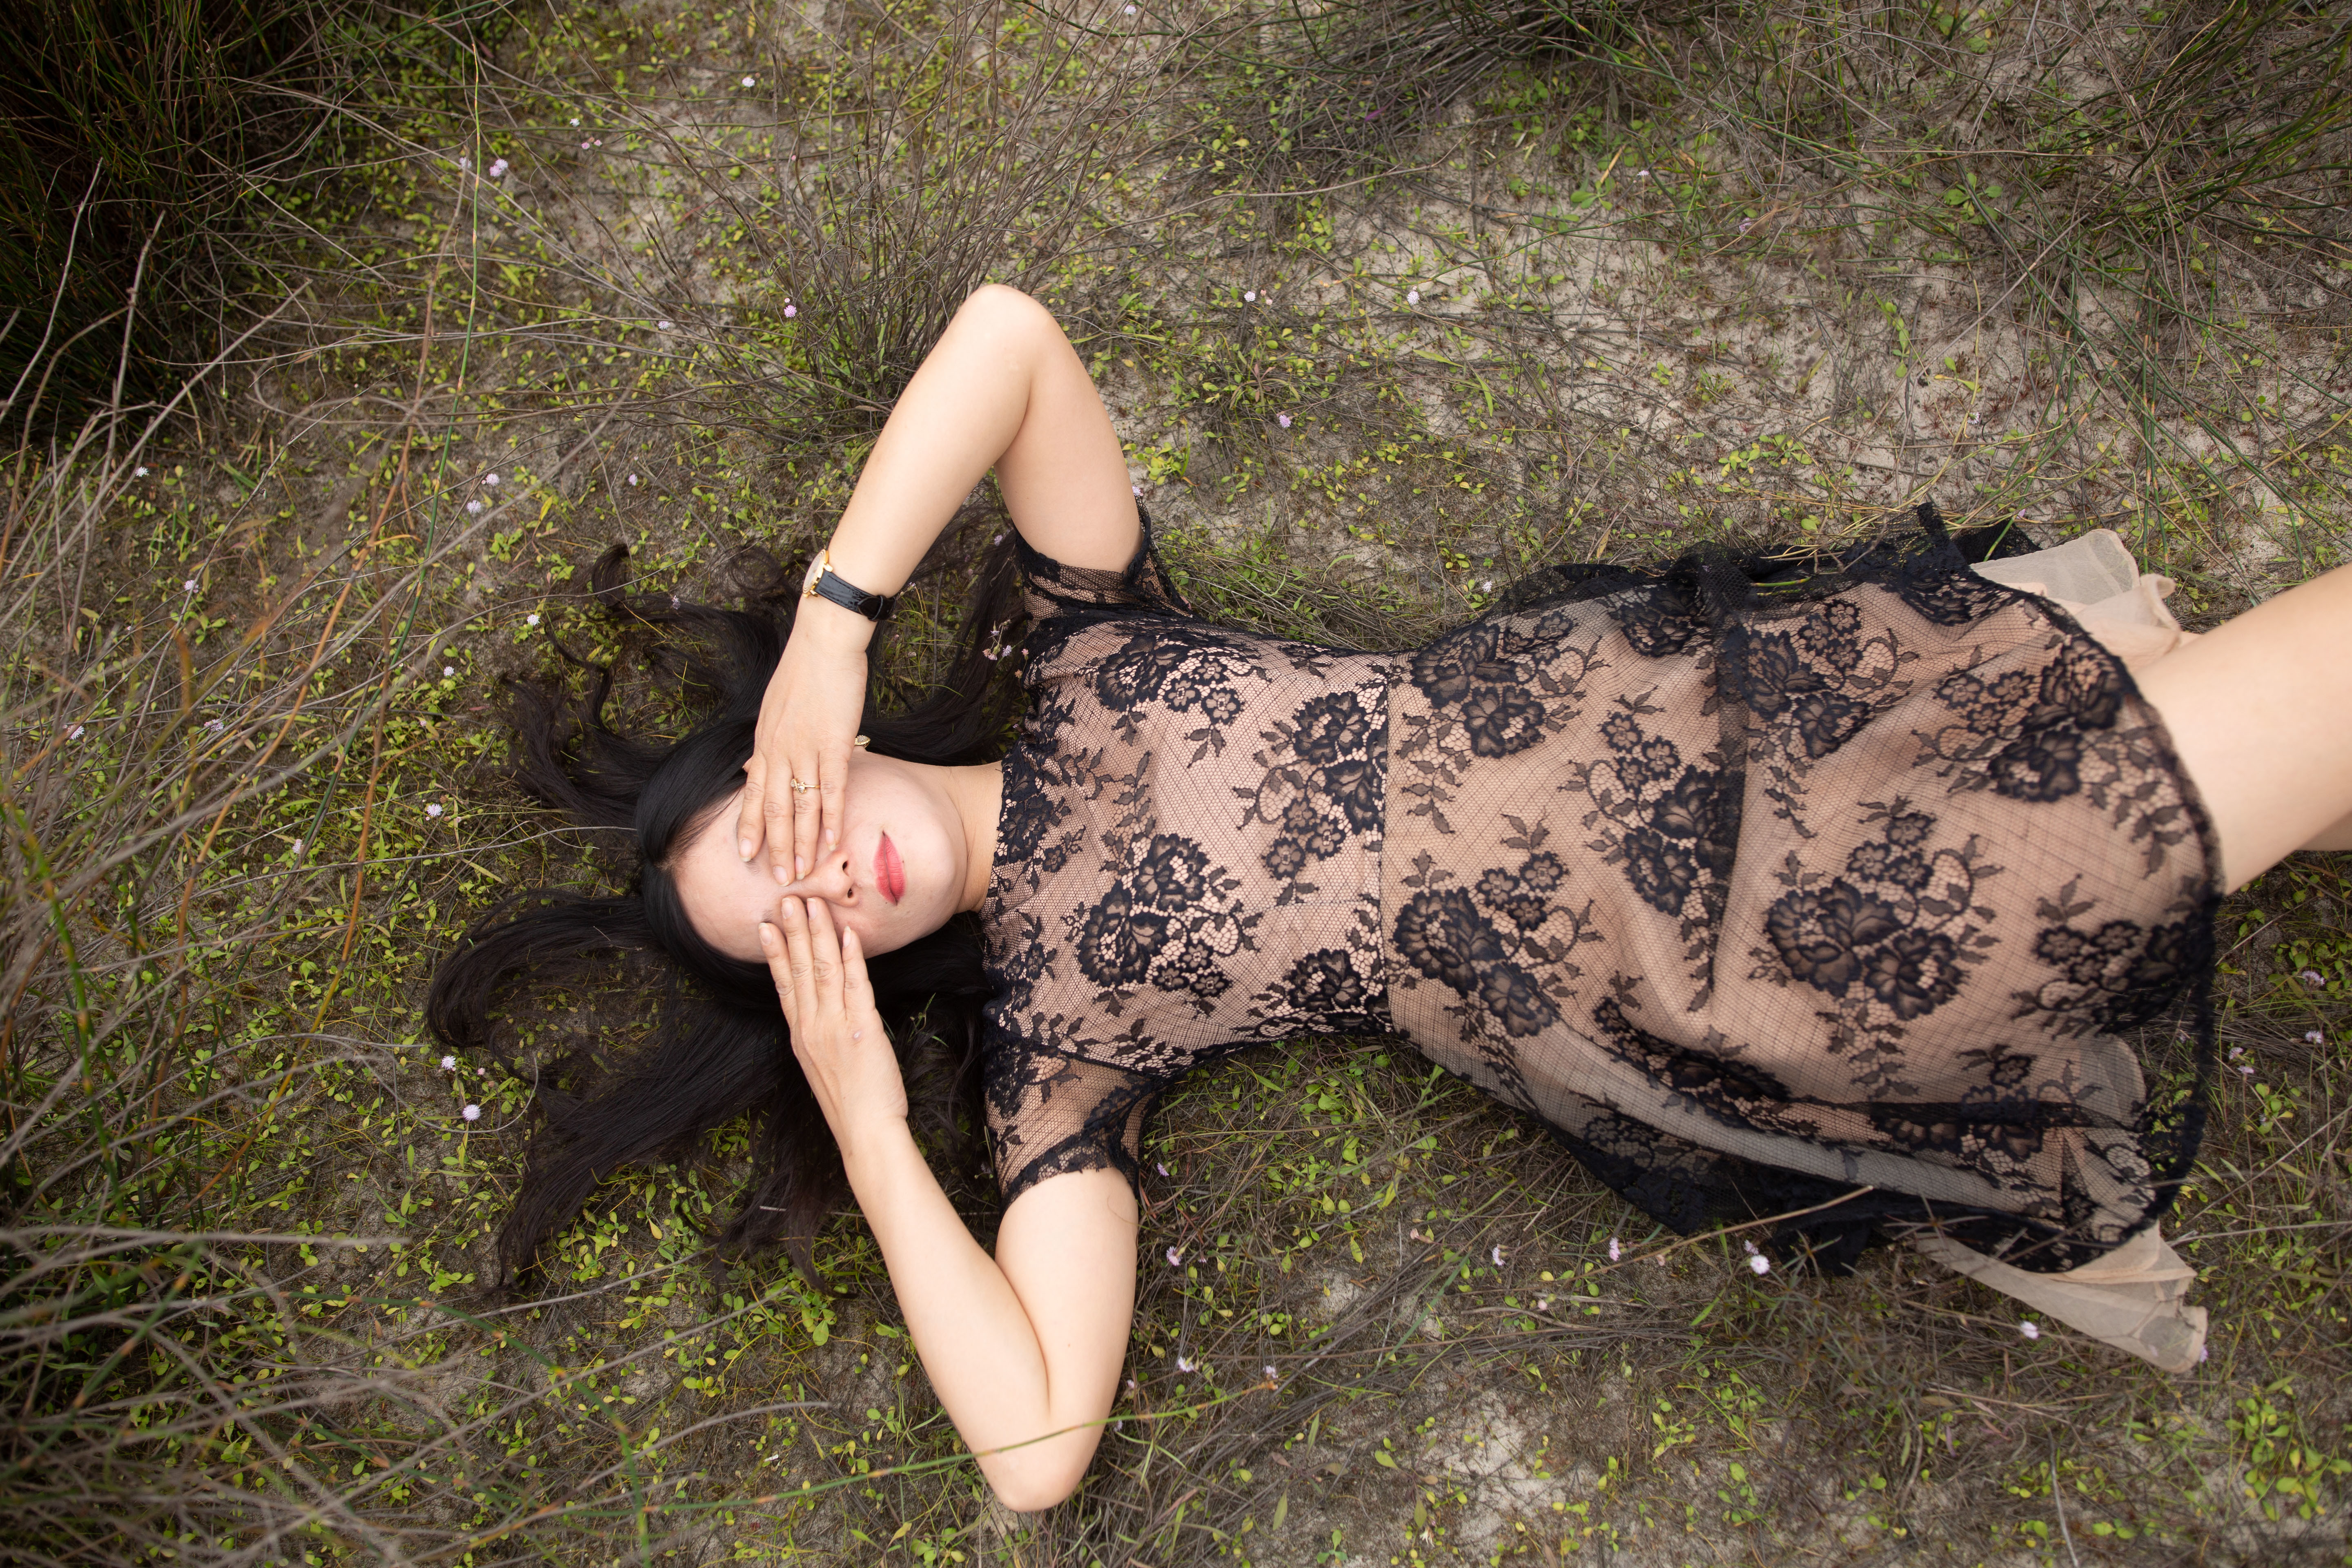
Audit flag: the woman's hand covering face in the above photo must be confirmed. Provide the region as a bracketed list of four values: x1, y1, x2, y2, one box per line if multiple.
[737, 608, 870, 885]
[761, 897, 906, 1154]
[680, 760, 974, 963]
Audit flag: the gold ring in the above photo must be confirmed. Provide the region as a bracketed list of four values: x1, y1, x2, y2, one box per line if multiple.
[853, 734, 871, 749]
[788, 778, 815, 794]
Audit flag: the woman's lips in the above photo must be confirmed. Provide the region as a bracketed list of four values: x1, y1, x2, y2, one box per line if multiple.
[874, 833, 905, 904]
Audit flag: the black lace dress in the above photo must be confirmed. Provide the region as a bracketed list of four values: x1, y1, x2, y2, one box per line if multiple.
[979, 511, 2219, 1274]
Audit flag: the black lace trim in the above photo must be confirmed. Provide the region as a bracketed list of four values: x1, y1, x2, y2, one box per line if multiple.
[1012, 501, 1195, 619]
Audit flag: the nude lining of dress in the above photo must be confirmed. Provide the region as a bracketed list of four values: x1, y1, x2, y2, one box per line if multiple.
[1915, 528, 2207, 1373]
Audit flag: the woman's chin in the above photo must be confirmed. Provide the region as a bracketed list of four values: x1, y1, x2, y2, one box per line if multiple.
[858, 907, 955, 958]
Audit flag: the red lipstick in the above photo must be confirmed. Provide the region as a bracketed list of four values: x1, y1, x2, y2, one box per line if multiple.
[874, 833, 905, 904]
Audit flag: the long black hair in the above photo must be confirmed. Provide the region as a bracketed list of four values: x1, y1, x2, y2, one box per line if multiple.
[425, 520, 1030, 1285]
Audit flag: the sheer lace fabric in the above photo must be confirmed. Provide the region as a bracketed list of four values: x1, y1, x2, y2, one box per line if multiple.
[981, 517, 2218, 1276]
[982, 534, 1401, 1199]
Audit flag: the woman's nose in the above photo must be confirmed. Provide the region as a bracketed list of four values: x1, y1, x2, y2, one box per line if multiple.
[777, 854, 857, 907]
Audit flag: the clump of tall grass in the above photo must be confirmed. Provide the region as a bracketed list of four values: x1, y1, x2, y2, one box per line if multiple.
[1170, 0, 1652, 197]
[0, 0, 497, 432]
[1661, 0, 2352, 321]
[659, 0, 1183, 454]
[0, 292, 480, 1558]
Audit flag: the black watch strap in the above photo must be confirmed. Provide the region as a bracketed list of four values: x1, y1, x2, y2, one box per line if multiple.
[804, 555, 896, 624]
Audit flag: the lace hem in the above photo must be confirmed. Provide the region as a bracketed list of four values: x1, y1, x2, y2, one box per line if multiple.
[985, 1050, 1160, 1206]
[1014, 501, 1194, 621]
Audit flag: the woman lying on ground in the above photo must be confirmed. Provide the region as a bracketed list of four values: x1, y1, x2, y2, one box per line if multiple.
[427, 284, 2352, 1512]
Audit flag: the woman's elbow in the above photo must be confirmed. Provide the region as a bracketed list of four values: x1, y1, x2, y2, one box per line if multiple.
[956, 283, 1060, 343]
[982, 1453, 1088, 1514]
[989, 1477, 1077, 1515]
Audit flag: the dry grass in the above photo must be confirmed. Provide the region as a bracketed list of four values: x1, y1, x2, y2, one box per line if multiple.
[3, 0, 2348, 1563]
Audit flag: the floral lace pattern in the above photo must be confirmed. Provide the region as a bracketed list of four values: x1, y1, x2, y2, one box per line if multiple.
[981, 529, 1403, 1203]
[981, 521, 2219, 1270]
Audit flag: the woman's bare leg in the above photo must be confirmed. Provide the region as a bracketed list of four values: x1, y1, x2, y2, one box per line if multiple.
[2304, 808, 2352, 854]
[2134, 563, 2352, 891]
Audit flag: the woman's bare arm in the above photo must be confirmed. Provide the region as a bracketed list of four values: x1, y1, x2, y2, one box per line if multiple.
[762, 894, 1137, 1512]
[739, 285, 1140, 882]
[835, 1121, 1138, 1510]
[2136, 561, 2352, 889]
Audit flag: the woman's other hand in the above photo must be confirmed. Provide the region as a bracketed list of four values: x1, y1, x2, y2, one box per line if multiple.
[739, 604, 869, 882]
[762, 894, 906, 1153]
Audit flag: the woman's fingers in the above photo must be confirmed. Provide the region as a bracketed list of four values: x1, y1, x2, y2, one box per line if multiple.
[789, 745, 828, 880]
[818, 743, 850, 858]
[757, 918, 798, 1030]
[776, 896, 820, 1023]
[804, 897, 846, 1015]
[737, 756, 770, 864]
[768, 764, 804, 882]
[840, 927, 883, 1034]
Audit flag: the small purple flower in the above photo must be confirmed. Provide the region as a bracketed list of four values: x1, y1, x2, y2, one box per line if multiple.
[1243, 290, 1256, 303]
[657, 319, 673, 330]
[1748, 1253, 1771, 1275]
[742, 75, 756, 87]
[2306, 1030, 2325, 1044]
[1608, 1237, 1621, 1262]
[1406, 288, 1420, 305]
[1263, 1365, 1277, 1381]
[581, 140, 593, 150]
[2299, 969, 2323, 985]
[1176, 1354, 1196, 1372]
[1491, 1245, 1506, 1266]
[488, 158, 509, 178]
[1166, 1246, 1183, 1267]
[183, 579, 198, 592]
[483, 472, 499, 486]
[626, 473, 639, 485]
[205, 718, 224, 734]
[2019, 1320, 2040, 1339]
[783, 303, 798, 318]
[1125, 3, 1136, 11]
[466, 500, 483, 514]
[134, 466, 148, 477]
[426, 803, 443, 818]
[2241, 1065, 2255, 1076]
[1156, 1161, 1169, 1176]
[462, 1104, 481, 1122]
[442, 665, 455, 677]
[456, 154, 471, 171]
[68, 725, 84, 740]
[1276, 412, 1292, 428]
[526, 613, 541, 626]
[441, 1054, 457, 1070]
[1737, 217, 1752, 234]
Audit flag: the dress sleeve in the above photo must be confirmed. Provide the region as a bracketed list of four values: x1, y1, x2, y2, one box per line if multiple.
[1015, 502, 1193, 620]
[983, 1038, 1163, 1206]
[1971, 528, 2201, 675]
